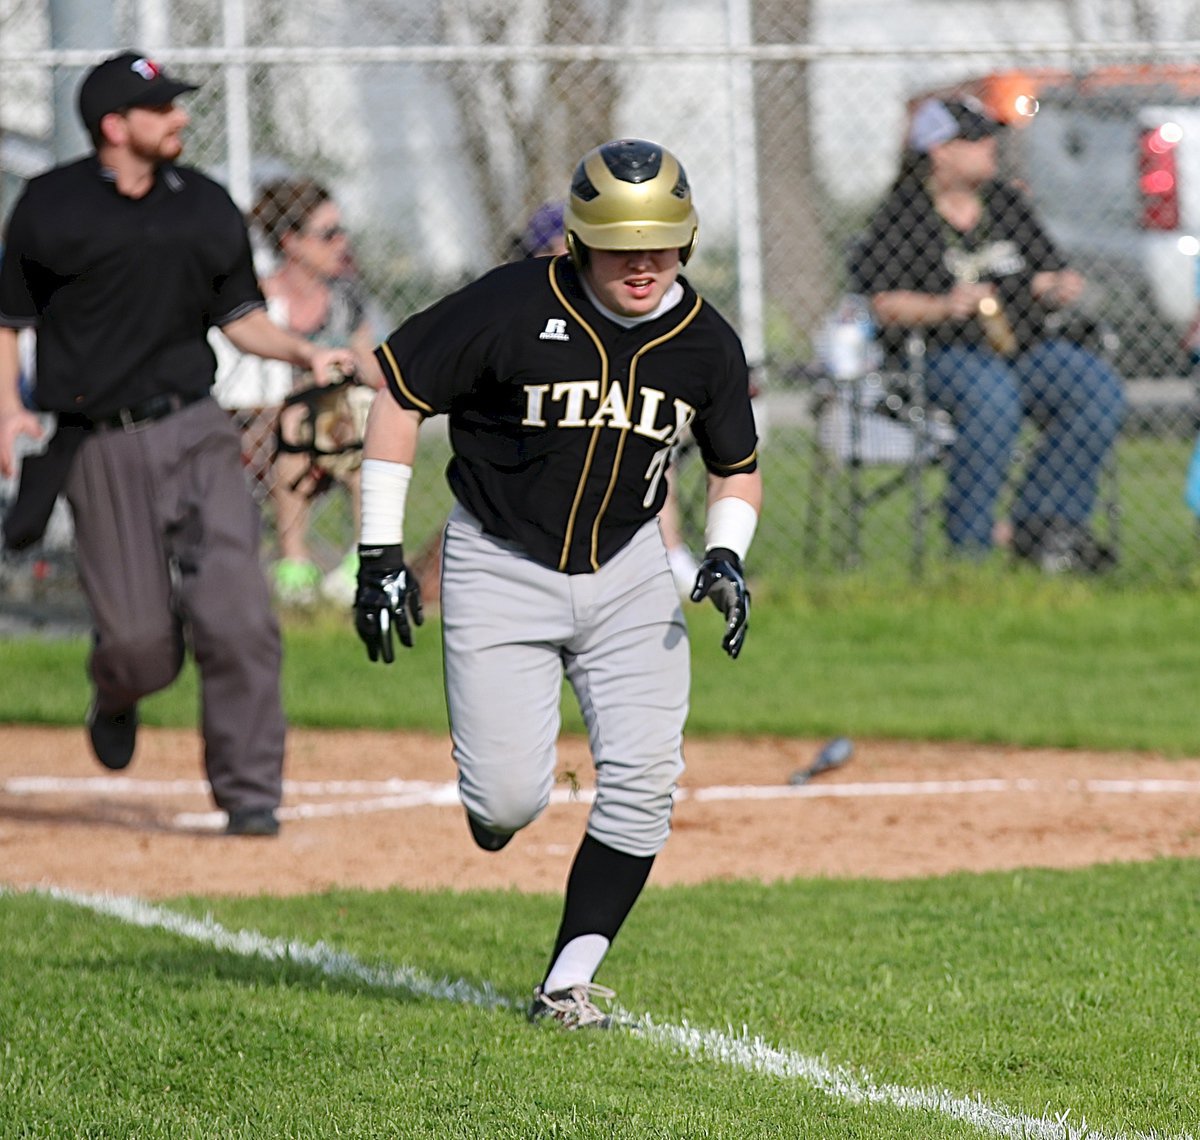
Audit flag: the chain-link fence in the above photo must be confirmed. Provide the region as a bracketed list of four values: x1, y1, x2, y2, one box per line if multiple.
[3, 0, 1200, 608]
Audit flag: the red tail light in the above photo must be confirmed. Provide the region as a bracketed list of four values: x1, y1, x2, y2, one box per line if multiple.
[1139, 123, 1181, 230]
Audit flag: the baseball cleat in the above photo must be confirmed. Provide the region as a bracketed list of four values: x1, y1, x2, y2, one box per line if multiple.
[467, 814, 513, 851]
[225, 808, 280, 837]
[86, 700, 138, 771]
[527, 982, 617, 1029]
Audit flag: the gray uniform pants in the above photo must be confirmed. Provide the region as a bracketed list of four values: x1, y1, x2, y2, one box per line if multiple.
[441, 504, 688, 858]
[65, 397, 284, 813]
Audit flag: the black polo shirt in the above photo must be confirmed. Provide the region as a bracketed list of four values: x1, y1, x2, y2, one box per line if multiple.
[376, 256, 759, 573]
[0, 155, 264, 417]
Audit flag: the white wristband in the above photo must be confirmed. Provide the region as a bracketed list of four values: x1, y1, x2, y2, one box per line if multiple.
[704, 496, 758, 562]
[359, 458, 412, 546]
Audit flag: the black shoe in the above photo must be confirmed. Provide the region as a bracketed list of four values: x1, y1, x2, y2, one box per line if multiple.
[1013, 518, 1116, 575]
[467, 813, 512, 851]
[1067, 526, 1118, 573]
[225, 808, 280, 837]
[86, 701, 138, 770]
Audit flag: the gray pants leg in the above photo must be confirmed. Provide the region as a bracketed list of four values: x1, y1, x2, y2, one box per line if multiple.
[65, 399, 284, 812]
[441, 505, 688, 858]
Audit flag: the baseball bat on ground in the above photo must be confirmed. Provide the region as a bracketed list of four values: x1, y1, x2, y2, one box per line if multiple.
[789, 736, 854, 785]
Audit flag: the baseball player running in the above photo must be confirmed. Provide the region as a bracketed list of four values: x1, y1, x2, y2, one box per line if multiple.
[354, 139, 762, 1027]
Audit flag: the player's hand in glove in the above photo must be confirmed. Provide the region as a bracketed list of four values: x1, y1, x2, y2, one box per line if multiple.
[354, 543, 424, 663]
[690, 547, 750, 660]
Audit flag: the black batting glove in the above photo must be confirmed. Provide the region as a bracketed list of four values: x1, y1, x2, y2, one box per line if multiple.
[690, 546, 751, 660]
[354, 543, 424, 664]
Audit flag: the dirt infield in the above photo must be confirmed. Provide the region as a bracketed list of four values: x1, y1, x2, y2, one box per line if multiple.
[2, 725, 1199, 900]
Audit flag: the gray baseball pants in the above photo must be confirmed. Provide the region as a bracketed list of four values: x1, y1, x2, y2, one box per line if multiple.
[441, 504, 688, 858]
[64, 397, 285, 813]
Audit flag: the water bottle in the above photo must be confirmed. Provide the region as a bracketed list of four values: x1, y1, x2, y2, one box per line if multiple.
[821, 294, 877, 380]
[1186, 433, 1200, 517]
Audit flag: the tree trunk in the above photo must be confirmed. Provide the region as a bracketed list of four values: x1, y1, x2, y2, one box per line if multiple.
[439, 0, 621, 265]
[750, 0, 837, 370]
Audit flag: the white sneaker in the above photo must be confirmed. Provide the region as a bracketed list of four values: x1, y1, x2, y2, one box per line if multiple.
[527, 982, 617, 1029]
[321, 551, 358, 605]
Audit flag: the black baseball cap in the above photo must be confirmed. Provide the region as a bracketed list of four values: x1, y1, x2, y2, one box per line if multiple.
[908, 97, 1003, 153]
[78, 51, 199, 133]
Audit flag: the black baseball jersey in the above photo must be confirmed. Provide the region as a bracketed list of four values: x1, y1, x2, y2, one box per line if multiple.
[375, 256, 758, 574]
[0, 155, 264, 418]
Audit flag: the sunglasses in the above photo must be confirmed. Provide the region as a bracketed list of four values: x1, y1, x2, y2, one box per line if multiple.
[305, 224, 346, 242]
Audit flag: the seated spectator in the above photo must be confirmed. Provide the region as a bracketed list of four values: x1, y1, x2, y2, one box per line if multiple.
[851, 96, 1125, 572]
[247, 178, 383, 603]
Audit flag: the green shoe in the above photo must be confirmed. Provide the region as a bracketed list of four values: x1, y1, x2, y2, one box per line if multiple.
[271, 558, 322, 604]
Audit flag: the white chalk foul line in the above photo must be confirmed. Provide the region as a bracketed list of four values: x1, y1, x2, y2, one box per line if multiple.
[172, 778, 1098, 832]
[690, 778, 1200, 802]
[4, 775, 214, 796]
[175, 788, 468, 831]
[1, 775, 457, 798]
[160, 776, 1200, 831]
[10, 774, 1200, 802]
[12, 885, 1188, 1140]
[170, 784, 597, 831]
[8, 775, 1200, 833]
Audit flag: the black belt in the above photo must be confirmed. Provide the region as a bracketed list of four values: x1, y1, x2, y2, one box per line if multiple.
[89, 391, 208, 432]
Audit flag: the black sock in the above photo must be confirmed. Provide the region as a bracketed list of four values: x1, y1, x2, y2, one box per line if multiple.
[545, 833, 655, 975]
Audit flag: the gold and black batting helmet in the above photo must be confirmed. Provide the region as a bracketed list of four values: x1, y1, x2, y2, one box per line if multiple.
[564, 138, 699, 269]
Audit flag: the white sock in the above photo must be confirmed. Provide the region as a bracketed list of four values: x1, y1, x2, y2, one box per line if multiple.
[543, 933, 611, 993]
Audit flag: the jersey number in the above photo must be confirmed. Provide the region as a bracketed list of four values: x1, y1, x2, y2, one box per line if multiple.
[643, 446, 672, 508]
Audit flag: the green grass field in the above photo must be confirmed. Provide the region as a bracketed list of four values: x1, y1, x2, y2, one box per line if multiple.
[3, 861, 1198, 1138]
[4, 435, 1200, 1137]
[5, 576, 1200, 753]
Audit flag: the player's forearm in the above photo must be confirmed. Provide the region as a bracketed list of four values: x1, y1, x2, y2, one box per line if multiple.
[220, 307, 317, 370]
[708, 470, 762, 513]
[363, 390, 421, 465]
[704, 470, 762, 560]
[358, 392, 422, 547]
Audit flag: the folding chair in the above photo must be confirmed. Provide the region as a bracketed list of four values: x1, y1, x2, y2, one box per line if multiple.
[804, 333, 955, 575]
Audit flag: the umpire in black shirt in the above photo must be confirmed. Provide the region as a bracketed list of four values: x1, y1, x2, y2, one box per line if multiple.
[0, 51, 356, 836]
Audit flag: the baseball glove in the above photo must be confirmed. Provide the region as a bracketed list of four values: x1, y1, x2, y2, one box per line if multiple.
[275, 376, 374, 497]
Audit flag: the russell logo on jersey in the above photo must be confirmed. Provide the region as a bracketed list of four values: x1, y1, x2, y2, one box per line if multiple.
[538, 318, 570, 342]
